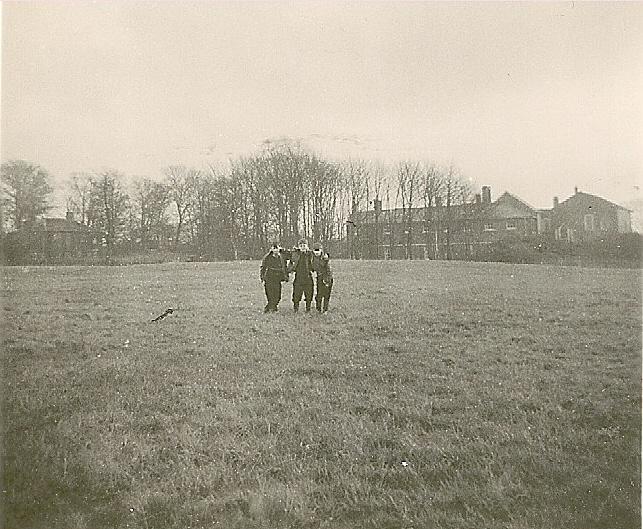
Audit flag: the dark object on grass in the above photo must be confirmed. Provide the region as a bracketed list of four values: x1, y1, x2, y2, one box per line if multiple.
[151, 308, 174, 322]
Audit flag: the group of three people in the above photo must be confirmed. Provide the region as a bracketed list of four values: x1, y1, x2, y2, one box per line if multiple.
[260, 238, 333, 314]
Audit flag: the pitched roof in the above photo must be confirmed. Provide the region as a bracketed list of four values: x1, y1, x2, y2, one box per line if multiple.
[497, 191, 536, 211]
[491, 192, 537, 219]
[559, 191, 631, 212]
[353, 192, 537, 224]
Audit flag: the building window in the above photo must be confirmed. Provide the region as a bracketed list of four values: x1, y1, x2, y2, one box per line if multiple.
[383, 247, 391, 260]
[584, 214, 595, 232]
[555, 226, 570, 241]
[506, 220, 517, 230]
[384, 226, 391, 235]
[423, 245, 429, 260]
[484, 223, 495, 231]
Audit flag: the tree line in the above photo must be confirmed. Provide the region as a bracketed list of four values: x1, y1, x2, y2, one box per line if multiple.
[1, 141, 474, 260]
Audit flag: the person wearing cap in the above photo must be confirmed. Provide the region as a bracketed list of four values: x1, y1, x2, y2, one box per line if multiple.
[312, 243, 334, 313]
[287, 238, 314, 312]
[260, 243, 288, 313]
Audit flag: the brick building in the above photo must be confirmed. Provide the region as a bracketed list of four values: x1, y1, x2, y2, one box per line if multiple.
[348, 186, 632, 260]
[3, 212, 93, 264]
[537, 188, 632, 242]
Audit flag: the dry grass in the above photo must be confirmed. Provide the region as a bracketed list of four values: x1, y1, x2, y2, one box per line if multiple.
[1, 260, 640, 529]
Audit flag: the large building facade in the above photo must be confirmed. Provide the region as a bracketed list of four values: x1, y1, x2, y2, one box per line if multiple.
[348, 187, 632, 260]
[537, 188, 632, 243]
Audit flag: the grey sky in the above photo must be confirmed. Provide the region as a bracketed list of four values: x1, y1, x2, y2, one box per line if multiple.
[2, 1, 642, 211]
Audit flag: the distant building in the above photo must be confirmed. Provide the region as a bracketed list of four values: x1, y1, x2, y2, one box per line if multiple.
[349, 186, 633, 259]
[4, 212, 93, 264]
[350, 187, 537, 260]
[537, 188, 632, 242]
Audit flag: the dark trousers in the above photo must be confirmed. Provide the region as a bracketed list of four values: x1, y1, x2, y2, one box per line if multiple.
[292, 278, 313, 311]
[264, 278, 282, 311]
[315, 280, 333, 312]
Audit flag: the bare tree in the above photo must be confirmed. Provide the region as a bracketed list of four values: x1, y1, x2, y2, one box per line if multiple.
[132, 178, 170, 249]
[396, 161, 422, 259]
[384, 179, 395, 259]
[66, 172, 92, 225]
[87, 170, 129, 262]
[263, 145, 306, 244]
[163, 166, 199, 250]
[441, 164, 472, 260]
[306, 153, 341, 245]
[232, 156, 271, 255]
[362, 161, 389, 258]
[421, 163, 444, 259]
[342, 159, 369, 258]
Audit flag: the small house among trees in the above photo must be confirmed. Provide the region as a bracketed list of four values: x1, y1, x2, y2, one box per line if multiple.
[3, 212, 93, 264]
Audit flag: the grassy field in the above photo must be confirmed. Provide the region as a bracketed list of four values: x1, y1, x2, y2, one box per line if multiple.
[1, 260, 640, 529]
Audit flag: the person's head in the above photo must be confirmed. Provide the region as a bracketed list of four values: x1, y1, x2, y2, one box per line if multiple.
[270, 243, 280, 256]
[312, 242, 323, 257]
[297, 238, 309, 251]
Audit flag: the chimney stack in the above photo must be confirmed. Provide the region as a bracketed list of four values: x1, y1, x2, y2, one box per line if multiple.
[66, 211, 74, 222]
[553, 197, 559, 208]
[574, 187, 579, 195]
[373, 199, 382, 214]
[475, 193, 481, 205]
[481, 186, 491, 204]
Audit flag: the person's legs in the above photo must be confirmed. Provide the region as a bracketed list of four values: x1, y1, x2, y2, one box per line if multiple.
[273, 280, 282, 311]
[264, 281, 272, 312]
[323, 283, 333, 312]
[304, 280, 314, 312]
[315, 280, 323, 312]
[265, 279, 279, 312]
[292, 281, 304, 311]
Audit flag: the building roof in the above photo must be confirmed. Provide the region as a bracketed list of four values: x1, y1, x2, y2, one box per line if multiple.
[355, 202, 486, 224]
[497, 191, 536, 211]
[354, 191, 537, 224]
[558, 191, 632, 212]
[25, 217, 90, 232]
[491, 192, 537, 219]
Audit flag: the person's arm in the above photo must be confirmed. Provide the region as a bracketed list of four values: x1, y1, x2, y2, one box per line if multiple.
[325, 259, 333, 283]
[280, 254, 289, 281]
[287, 250, 298, 274]
[260, 255, 267, 282]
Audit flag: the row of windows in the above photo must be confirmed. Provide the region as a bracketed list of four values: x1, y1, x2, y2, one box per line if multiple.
[375, 220, 522, 235]
[541, 214, 602, 234]
[484, 220, 518, 231]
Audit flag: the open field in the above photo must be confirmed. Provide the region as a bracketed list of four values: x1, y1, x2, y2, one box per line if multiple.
[1, 260, 641, 529]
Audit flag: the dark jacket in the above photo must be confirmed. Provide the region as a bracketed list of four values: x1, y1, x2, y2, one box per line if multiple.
[314, 253, 333, 285]
[287, 249, 313, 282]
[260, 251, 288, 282]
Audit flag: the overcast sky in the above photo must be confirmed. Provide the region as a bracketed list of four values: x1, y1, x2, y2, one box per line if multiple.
[2, 1, 642, 211]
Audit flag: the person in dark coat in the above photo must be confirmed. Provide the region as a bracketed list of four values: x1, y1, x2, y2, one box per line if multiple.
[288, 238, 314, 312]
[312, 243, 333, 313]
[260, 243, 288, 313]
